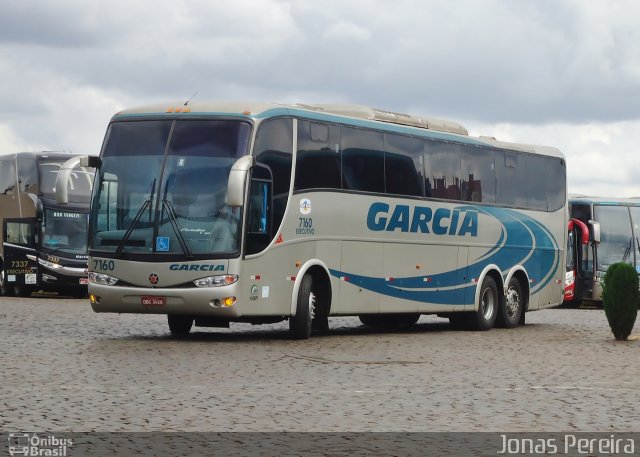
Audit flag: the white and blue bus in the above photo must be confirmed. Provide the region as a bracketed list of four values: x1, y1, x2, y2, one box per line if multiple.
[56, 102, 567, 338]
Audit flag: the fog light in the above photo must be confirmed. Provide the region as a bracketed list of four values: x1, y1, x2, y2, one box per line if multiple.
[223, 296, 236, 307]
[89, 294, 100, 304]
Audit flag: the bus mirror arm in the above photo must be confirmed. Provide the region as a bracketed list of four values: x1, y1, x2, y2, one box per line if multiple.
[226, 155, 255, 207]
[55, 155, 101, 205]
[588, 220, 601, 244]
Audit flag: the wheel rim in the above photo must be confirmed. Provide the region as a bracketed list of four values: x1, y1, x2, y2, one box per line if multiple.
[481, 287, 495, 320]
[506, 286, 521, 318]
[308, 291, 316, 320]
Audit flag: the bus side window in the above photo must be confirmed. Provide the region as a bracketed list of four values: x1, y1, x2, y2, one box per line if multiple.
[341, 126, 384, 193]
[5, 221, 36, 247]
[0, 157, 16, 197]
[254, 118, 292, 234]
[384, 134, 424, 197]
[425, 140, 461, 200]
[526, 155, 546, 210]
[245, 165, 272, 255]
[97, 178, 118, 231]
[295, 120, 341, 191]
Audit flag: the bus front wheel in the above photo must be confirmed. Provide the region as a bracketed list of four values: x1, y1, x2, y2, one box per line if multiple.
[0, 269, 13, 297]
[168, 314, 193, 337]
[468, 276, 498, 331]
[290, 274, 314, 340]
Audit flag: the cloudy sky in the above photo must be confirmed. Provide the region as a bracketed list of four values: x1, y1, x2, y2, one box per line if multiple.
[1, 0, 639, 196]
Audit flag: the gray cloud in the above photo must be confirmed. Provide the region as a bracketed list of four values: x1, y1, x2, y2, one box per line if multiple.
[1, 0, 640, 195]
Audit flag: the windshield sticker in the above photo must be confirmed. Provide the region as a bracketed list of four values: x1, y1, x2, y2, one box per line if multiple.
[156, 236, 170, 252]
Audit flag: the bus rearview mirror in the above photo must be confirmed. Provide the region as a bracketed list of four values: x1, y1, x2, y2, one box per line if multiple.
[55, 155, 100, 205]
[226, 155, 255, 207]
[589, 220, 601, 244]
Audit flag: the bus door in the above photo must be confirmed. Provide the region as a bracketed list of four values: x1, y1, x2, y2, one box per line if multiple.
[2, 218, 38, 296]
[564, 218, 588, 304]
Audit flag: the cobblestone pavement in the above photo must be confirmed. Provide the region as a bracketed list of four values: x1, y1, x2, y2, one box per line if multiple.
[1, 297, 639, 433]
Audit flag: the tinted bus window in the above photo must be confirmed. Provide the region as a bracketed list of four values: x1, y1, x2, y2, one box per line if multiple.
[254, 118, 293, 232]
[384, 134, 424, 197]
[0, 156, 16, 196]
[496, 151, 527, 207]
[425, 140, 461, 200]
[526, 154, 546, 210]
[295, 121, 341, 190]
[341, 126, 384, 193]
[546, 157, 566, 211]
[461, 146, 495, 203]
[17, 155, 37, 193]
[255, 118, 293, 197]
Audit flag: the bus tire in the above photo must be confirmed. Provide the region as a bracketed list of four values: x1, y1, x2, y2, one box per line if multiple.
[13, 284, 30, 297]
[290, 274, 314, 340]
[468, 276, 498, 331]
[168, 314, 193, 336]
[496, 277, 523, 328]
[0, 270, 13, 296]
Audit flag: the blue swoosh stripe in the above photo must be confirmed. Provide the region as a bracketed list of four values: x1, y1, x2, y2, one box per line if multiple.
[330, 205, 560, 306]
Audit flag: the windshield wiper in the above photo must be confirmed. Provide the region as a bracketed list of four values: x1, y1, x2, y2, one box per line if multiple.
[622, 238, 632, 263]
[115, 179, 155, 256]
[161, 199, 193, 257]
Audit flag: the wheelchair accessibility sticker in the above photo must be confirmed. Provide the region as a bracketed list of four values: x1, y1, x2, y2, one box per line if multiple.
[156, 236, 170, 252]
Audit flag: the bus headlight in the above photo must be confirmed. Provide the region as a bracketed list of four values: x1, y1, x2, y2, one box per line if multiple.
[193, 274, 238, 288]
[37, 258, 63, 270]
[89, 272, 119, 286]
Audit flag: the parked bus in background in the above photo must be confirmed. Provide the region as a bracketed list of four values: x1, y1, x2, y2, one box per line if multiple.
[565, 195, 640, 304]
[57, 102, 567, 338]
[0, 152, 94, 297]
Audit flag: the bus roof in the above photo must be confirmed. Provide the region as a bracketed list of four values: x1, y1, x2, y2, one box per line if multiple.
[569, 194, 640, 206]
[112, 101, 564, 159]
[0, 151, 80, 161]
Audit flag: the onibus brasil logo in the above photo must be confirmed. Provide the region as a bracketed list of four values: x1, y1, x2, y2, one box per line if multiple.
[8, 433, 72, 456]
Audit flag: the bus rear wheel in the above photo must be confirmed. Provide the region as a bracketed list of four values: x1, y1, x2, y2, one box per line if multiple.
[289, 274, 314, 340]
[496, 277, 523, 328]
[468, 276, 498, 331]
[168, 314, 193, 337]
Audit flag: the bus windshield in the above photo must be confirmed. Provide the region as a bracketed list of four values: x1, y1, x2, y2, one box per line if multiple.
[593, 205, 636, 272]
[42, 208, 88, 255]
[91, 119, 251, 257]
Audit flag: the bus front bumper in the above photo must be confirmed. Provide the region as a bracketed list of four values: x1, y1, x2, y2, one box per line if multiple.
[88, 283, 243, 317]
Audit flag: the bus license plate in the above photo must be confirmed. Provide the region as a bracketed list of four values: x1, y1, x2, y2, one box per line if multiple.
[141, 296, 166, 307]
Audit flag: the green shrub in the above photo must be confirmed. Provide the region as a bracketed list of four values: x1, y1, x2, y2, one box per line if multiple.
[602, 262, 639, 341]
